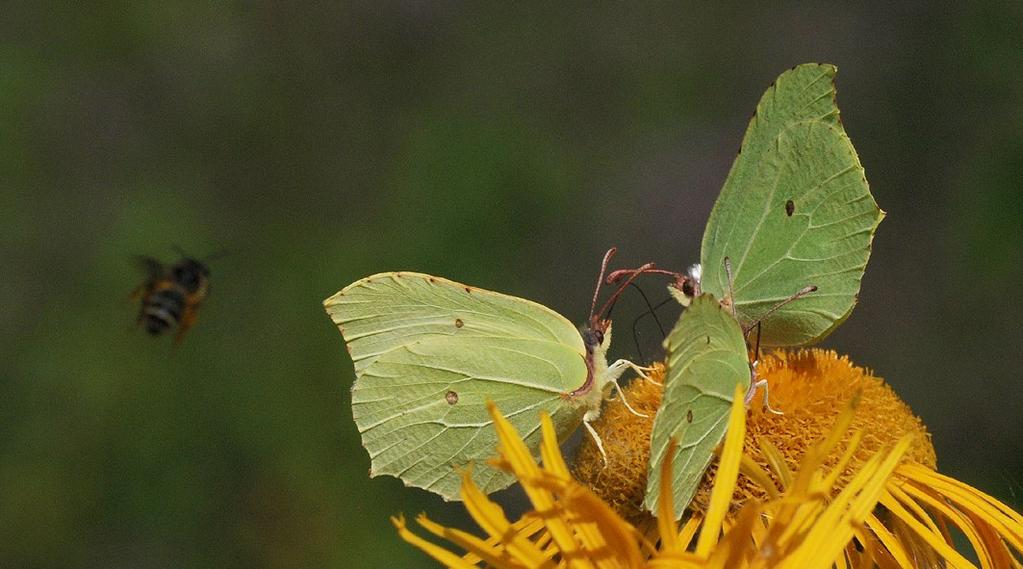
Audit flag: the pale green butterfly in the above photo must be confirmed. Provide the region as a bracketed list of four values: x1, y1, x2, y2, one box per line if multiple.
[638, 63, 884, 518]
[645, 293, 748, 519]
[323, 249, 653, 501]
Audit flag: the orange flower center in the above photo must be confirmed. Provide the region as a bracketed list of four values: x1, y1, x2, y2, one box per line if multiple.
[574, 349, 937, 522]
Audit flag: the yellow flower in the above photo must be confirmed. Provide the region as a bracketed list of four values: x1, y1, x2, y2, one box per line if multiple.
[392, 351, 1021, 567]
[574, 349, 1023, 568]
[395, 349, 1023, 567]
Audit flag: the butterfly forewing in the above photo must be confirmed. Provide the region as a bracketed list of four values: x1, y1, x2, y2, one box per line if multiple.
[644, 294, 749, 519]
[325, 272, 585, 372]
[700, 64, 884, 346]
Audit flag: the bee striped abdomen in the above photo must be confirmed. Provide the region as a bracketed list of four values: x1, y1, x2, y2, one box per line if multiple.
[133, 254, 211, 342]
[142, 286, 186, 335]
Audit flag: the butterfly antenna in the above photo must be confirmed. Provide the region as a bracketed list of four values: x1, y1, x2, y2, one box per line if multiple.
[589, 247, 617, 323]
[606, 267, 682, 284]
[723, 257, 738, 319]
[751, 320, 762, 362]
[743, 285, 818, 337]
[630, 283, 667, 338]
[630, 289, 672, 361]
[594, 262, 656, 324]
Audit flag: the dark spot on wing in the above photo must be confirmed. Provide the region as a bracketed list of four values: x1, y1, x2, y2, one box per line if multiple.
[465, 287, 472, 293]
[785, 199, 795, 216]
[706, 335, 711, 344]
[428, 277, 436, 283]
[686, 409, 693, 423]
[445, 391, 459, 405]
[454, 318, 464, 328]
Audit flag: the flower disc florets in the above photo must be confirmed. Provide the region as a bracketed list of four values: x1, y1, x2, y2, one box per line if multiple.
[573, 349, 936, 521]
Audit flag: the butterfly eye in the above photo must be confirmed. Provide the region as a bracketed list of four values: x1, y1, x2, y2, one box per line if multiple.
[681, 278, 697, 298]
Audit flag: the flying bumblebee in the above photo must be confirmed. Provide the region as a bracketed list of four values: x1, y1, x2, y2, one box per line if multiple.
[132, 252, 211, 343]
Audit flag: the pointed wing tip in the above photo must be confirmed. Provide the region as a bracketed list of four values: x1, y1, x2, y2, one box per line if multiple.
[324, 270, 422, 308]
[792, 62, 837, 74]
[322, 292, 341, 308]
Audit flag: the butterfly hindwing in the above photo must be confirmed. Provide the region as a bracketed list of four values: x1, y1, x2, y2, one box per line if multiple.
[644, 294, 749, 519]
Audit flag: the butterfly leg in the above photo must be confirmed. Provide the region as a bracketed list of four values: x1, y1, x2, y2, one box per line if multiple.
[605, 360, 651, 417]
[608, 359, 657, 382]
[743, 377, 784, 415]
[723, 256, 738, 319]
[582, 410, 608, 468]
[608, 378, 650, 418]
[636, 361, 664, 386]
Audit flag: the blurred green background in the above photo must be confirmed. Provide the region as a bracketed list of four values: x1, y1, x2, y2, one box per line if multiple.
[3, 3, 1022, 567]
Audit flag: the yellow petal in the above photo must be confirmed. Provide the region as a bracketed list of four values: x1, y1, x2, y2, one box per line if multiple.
[784, 435, 912, 567]
[391, 514, 481, 569]
[460, 468, 552, 568]
[895, 481, 1007, 569]
[863, 513, 915, 569]
[818, 430, 864, 492]
[695, 384, 747, 556]
[538, 413, 572, 480]
[878, 491, 976, 568]
[899, 464, 1023, 551]
[677, 513, 702, 550]
[487, 402, 591, 568]
[415, 514, 527, 569]
[656, 439, 682, 554]
[739, 453, 781, 500]
[758, 438, 793, 491]
[902, 464, 1023, 528]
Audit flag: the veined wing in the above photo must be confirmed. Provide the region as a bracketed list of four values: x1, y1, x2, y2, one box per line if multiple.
[700, 64, 883, 346]
[324, 272, 585, 373]
[645, 294, 749, 519]
[354, 335, 589, 500]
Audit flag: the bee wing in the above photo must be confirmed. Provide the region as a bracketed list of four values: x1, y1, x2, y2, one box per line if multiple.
[130, 256, 166, 301]
[134, 255, 166, 278]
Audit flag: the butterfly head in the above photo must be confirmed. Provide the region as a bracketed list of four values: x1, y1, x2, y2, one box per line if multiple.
[582, 319, 612, 354]
[667, 263, 702, 307]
